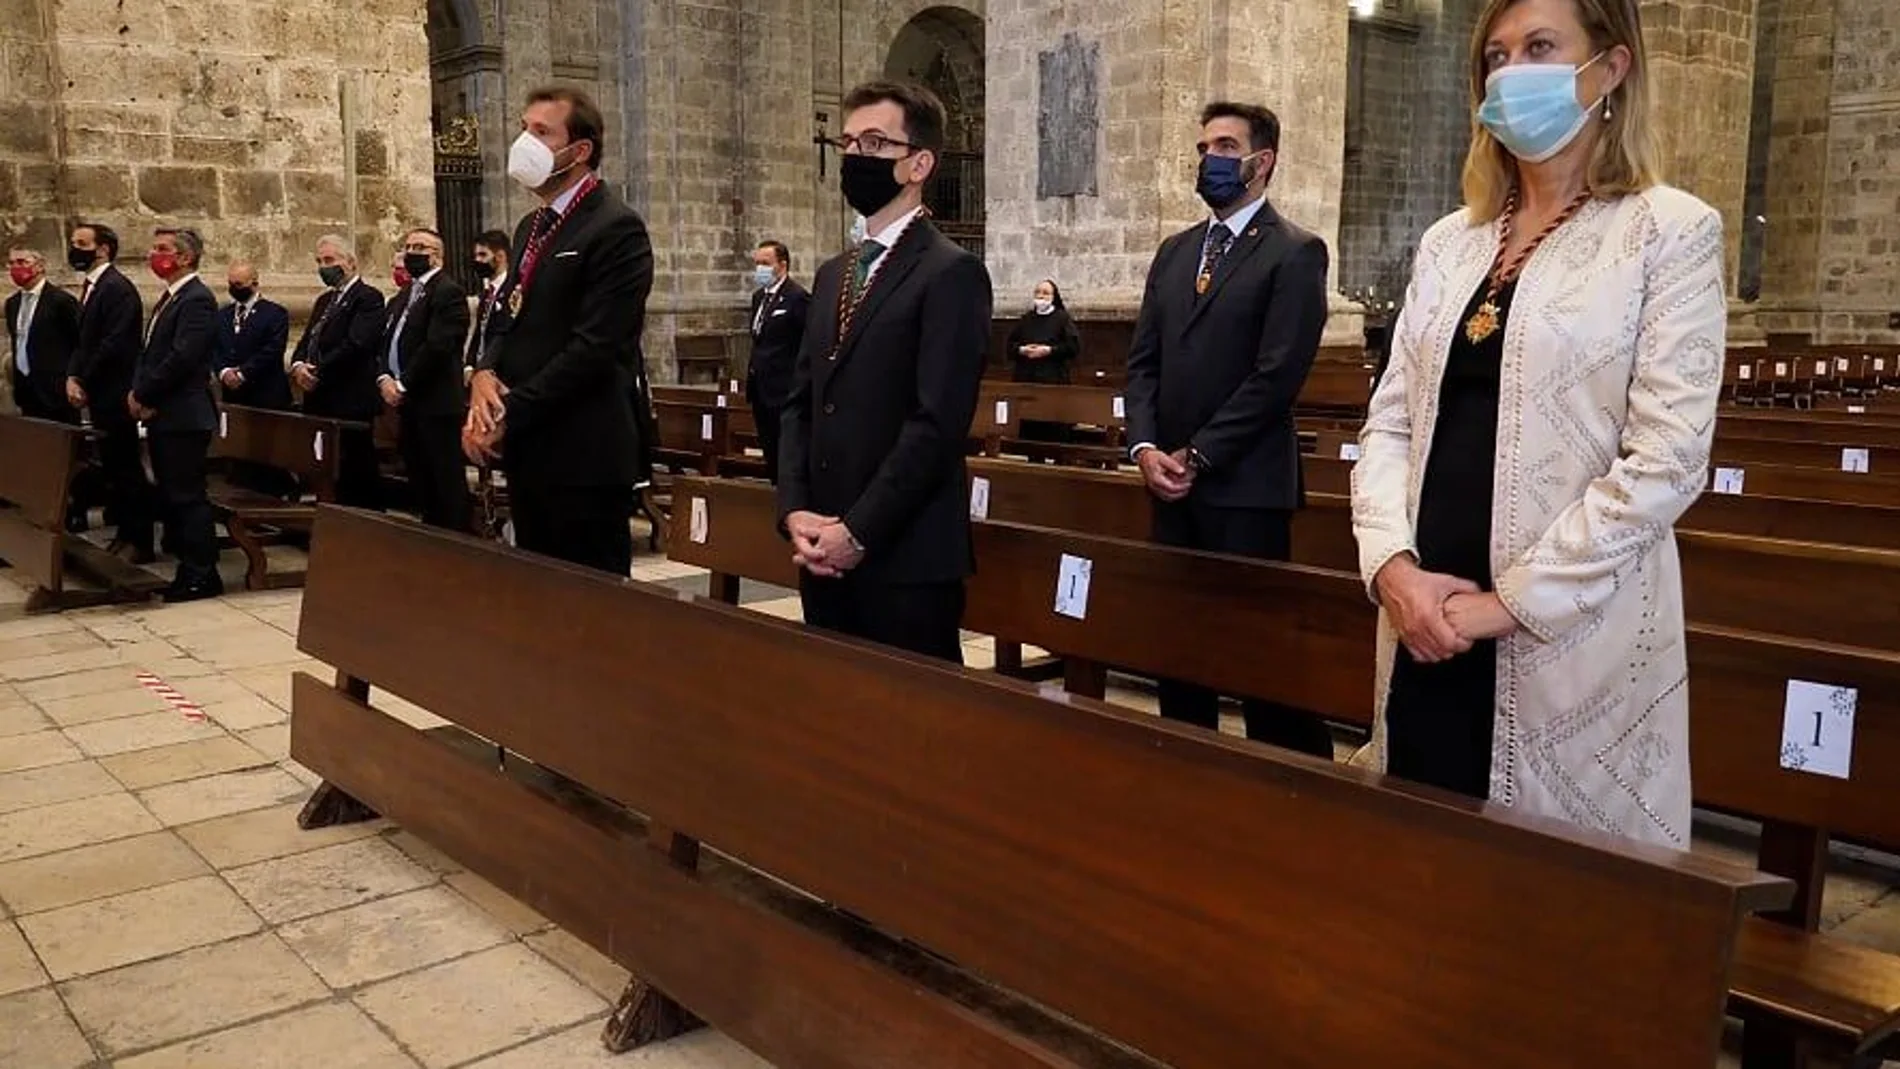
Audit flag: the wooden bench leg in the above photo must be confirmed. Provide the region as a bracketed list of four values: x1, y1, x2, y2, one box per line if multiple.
[601, 824, 705, 1053]
[995, 640, 1024, 676]
[1063, 658, 1108, 700]
[296, 781, 380, 829]
[708, 572, 740, 604]
[1758, 821, 1827, 930]
[225, 516, 272, 591]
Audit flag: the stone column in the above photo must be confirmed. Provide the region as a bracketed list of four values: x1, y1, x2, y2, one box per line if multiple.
[1640, 0, 1759, 340]
[986, 0, 1355, 341]
[1807, 0, 1899, 344]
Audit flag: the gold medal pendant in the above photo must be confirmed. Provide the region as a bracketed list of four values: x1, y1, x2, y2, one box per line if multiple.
[1195, 273, 1211, 295]
[507, 289, 523, 316]
[1465, 301, 1499, 344]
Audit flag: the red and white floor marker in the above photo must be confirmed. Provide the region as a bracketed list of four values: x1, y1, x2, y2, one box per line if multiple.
[135, 671, 206, 722]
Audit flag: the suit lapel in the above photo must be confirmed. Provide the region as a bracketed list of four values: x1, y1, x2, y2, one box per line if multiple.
[1184, 206, 1275, 331]
[834, 221, 930, 369]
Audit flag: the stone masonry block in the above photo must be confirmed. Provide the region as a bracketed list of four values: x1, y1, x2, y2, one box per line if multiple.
[138, 165, 223, 217]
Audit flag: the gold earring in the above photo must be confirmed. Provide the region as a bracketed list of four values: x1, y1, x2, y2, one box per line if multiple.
[1604, 102, 1614, 121]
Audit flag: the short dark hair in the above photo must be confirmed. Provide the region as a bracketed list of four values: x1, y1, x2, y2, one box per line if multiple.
[76, 222, 119, 261]
[154, 226, 204, 267]
[758, 240, 790, 268]
[476, 229, 511, 256]
[1200, 101, 1281, 154]
[842, 80, 947, 153]
[526, 86, 605, 170]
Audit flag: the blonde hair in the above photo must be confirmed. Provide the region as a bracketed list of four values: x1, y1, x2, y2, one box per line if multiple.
[1461, 0, 1660, 221]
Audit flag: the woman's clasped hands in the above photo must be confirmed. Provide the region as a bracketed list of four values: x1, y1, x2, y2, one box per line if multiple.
[1373, 555, 1520, 663]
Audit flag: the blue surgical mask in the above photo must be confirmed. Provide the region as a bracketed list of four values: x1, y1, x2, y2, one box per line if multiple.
[1196, 153, 1259, 211]
[752, 265, 776, 288]
[1477, 53, 1606, 164]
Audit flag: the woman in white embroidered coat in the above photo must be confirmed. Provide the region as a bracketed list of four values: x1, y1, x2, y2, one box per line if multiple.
[1350, 0, 1727, 849]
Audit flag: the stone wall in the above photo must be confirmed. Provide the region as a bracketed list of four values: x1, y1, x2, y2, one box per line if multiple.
[14, 0, 435, 309]
[984, 0, 1351, 329]
[1337, 0, 1481, 306]
[1755, 0, 1899, 344]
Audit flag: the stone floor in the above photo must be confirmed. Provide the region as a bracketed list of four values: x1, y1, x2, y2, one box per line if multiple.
[0, 546, 1895, 1067]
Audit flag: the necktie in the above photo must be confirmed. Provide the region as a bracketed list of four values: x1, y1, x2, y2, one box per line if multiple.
[15, 290, 36, 375]
[146, 290, 172, 344]
[752, 288, 772, 335]
[79, 278, 92, 305]
[1196, 223, 1234, 296]
[851, 240, 886, 300]
[235, 303, 249, 333]
[389, 283, 425, 379]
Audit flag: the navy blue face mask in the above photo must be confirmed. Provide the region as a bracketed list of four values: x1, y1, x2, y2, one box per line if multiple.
[1196, 152, 1260, 211]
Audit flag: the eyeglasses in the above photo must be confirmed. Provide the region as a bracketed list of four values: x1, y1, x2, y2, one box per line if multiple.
[828, 132, 917, 156]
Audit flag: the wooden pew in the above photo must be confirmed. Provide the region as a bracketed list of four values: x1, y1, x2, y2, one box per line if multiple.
[0, 414, 164, 611]
[207, 405, 354, 590]
[664, 476, 1900, 1067]
[294, 505, 1788, 1069]
[968, 456, 1900, 554]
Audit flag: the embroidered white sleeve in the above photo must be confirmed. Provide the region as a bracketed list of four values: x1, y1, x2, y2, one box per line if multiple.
[1494, 200, 1726, 643]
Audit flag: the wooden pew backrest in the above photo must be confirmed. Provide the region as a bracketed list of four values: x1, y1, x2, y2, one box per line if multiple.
[296, 506, 1787, 1069]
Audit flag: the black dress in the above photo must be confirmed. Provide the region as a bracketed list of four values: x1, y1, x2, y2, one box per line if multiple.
[1383, 280, 1515, 802]
[1005, 308, 1080, 385]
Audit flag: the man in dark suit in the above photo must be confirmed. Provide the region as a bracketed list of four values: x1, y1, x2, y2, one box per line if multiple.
[290, 235, 385, 508]
[777, 81, 993, 663]
[466, 87, 653, 577]
[211, 261, 291, 410]
[1124, 100, 1332, 757]
[129, 227, 222, 602]
[379, 227, 471, 531]
[7, 247, 81, 423]
[465, 230, 511, 377]
[746, 239, 808, 484]
[66, 222, 154, 561]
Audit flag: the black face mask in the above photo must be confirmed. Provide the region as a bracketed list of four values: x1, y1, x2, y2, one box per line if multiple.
[318, 265, 346, 288]
[840, 154, 907, 219]
[401, 253, 432, 281]
[472, 259, 497, 279]
[228, 285, 254, 303]
[67, 247, 95, 273]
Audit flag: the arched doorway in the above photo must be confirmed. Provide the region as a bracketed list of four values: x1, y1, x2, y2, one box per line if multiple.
[886, 7, 985, 257]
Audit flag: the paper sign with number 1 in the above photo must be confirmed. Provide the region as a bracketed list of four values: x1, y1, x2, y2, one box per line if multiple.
[1054, 554, 1092, 620]
[1780, 680, 1856, 779]
[688, 497, 709, 544]
[969, 477, 990, 520]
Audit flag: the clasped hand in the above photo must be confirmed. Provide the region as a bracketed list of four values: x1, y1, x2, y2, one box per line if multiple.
[786, 510, 863, 577]
[1373, 556, 1518, 663]
[461, 371, 508, 465]
[1137, 447, 1195, 503]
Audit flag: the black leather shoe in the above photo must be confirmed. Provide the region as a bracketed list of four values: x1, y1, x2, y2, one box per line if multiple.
[161, 573, 224, 604]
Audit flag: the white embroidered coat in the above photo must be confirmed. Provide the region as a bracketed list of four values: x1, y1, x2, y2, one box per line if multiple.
[1351, 186, 1727, 849]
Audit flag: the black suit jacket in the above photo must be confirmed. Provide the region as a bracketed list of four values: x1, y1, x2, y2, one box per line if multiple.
[1124, 200, 1330, 509]
[746, 279, 810, 410]
[6, 284, 82, 418]
[292, 279, 386, 420]
[211, 298, 292, 409]
[70, 265, 145, 418]
[479, 181, 654, 488]
[777, 218, 994, 584]
[380, 272, 470, 419]
[133, 276, 218, 434]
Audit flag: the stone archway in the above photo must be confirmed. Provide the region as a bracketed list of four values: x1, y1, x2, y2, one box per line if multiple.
[885, 6, 986, 256]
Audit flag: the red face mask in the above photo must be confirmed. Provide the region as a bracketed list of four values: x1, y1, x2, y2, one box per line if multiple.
[148, 251, 179, 278]
[8, 266, 36, 288]
[392, 266, 411, 289]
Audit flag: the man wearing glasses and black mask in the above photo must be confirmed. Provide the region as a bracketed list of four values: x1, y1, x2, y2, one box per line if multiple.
[776, 80, 993, 663]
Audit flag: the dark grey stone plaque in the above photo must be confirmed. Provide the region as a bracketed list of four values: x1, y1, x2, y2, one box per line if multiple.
[1038, 33, 1100, 199]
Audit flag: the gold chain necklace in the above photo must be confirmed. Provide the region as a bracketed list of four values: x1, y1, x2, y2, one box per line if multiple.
[1465, 188, 1594, 344]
